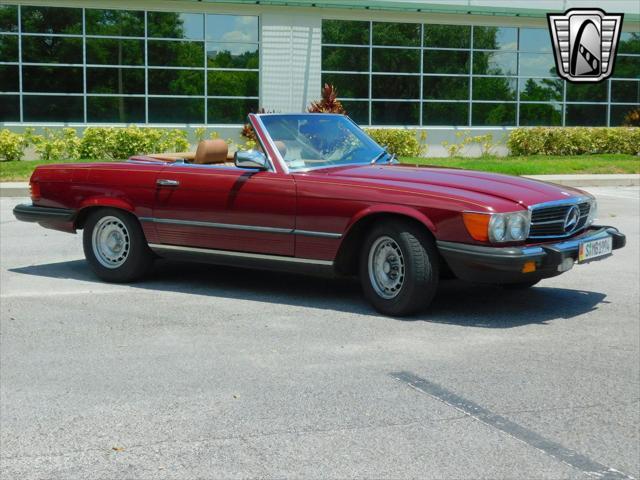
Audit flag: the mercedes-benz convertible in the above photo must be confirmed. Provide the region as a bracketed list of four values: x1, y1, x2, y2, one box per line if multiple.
[14, 113, 626, 316]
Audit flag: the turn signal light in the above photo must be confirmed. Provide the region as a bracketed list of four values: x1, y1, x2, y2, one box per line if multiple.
[29, 180, 41, 201]
[522, 261, 536, 273]
[462, 212, 490, 242]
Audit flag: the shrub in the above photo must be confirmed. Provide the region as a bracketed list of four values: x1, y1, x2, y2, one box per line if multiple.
[308, 83, 345, 114]
[30, 128, 81, 161]
[80, 126, 190, 160]
[441, 130, 471, 157]
[508, 127, 640, 156]
[0, 130, 28, 162]
[365, 128, 426, 157]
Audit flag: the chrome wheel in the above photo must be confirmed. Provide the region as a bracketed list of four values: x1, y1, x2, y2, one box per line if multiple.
[368, 235, 405, 299]
[91, 215, 130, 269]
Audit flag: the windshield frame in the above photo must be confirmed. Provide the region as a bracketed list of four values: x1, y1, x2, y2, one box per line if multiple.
[254, 113, 384, 174]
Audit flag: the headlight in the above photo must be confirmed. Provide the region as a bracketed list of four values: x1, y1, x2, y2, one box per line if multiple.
[586, 199, 598, 226]
[463, 210, 530, 243]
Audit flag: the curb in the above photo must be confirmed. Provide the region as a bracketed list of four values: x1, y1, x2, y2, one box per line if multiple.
[1, 175, 638, 198]
[524, 174, 640, 187]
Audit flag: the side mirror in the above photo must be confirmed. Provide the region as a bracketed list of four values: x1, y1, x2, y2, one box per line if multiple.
[234, 150, 269, 170]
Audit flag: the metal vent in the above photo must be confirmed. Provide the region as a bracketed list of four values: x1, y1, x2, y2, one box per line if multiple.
[529, 201, 591, 239]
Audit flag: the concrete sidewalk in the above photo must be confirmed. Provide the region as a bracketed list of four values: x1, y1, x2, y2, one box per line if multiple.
[1, 174, 639, 197]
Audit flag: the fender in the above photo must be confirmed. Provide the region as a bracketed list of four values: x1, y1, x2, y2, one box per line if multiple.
[78, 196, 135, 213]
[344, 204, 437, 238]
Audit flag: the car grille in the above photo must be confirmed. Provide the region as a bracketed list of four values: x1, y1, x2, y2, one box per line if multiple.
[528, 201, 591, 239]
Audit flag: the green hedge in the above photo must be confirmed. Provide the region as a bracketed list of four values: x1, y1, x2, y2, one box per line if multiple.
[0, 126, 190, 162]
[364, 128, 426, 157]
[508, 127, 640, 156]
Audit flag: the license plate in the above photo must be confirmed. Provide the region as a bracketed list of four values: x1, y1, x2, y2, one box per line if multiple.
[578, 236, 613, 263]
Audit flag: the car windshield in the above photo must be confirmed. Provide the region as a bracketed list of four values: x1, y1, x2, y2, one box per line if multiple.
[259, 114, 385, 171]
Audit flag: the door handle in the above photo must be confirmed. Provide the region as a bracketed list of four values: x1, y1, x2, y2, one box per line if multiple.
[156, 179, 180, 187]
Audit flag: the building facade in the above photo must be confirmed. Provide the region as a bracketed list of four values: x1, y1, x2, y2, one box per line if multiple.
[1, 0, 638, 146]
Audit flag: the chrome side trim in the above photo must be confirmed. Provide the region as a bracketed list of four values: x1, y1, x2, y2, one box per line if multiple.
[148, 243, 334, 266]
[139, 217, 342, 239]
[294, 229, 343, 239]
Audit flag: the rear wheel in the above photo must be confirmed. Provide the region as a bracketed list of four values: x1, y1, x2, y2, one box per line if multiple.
[82, 208, 153, 282]
[360, 220, 439, 316]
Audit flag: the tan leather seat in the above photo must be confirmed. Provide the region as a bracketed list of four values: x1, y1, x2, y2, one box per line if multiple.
[194, 139, 228, 165]
[274, 140, 287, 158]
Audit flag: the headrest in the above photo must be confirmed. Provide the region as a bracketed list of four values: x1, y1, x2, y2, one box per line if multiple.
[274, 141, 287, 158]
[194, 139, 228, 164]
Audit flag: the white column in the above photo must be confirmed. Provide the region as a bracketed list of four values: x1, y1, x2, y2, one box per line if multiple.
[260, 12, 322, 113]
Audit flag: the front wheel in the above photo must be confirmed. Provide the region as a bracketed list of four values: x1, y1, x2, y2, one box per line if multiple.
[360, 220, 439, 316]
[82, 208, 153, 282]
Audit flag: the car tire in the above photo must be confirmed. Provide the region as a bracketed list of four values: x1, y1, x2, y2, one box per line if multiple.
[360, 219, 439, 316]
[501, 280, 540, 290]
[82, 208, 153, 283]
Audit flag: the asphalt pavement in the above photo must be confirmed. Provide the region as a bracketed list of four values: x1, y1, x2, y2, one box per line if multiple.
[1, 187, 638, 479]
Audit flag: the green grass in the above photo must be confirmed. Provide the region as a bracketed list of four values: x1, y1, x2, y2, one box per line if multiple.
[400, 154, 639, 176]
[1, 154, 638, 181]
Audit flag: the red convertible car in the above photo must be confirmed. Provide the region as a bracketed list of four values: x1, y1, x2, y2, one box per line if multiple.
[14, 113, 625, 316]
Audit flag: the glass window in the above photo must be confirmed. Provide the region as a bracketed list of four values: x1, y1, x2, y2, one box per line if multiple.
[519, 78, 563, 102]
[519, 103, 562, 126]
[610, 104, 638, 126]
[373, 22, 420, 47]
[321, 73, 368, 99]
[613, 55, 640, 79]
[519, 28, 552, 53]
[519, 53, 557, 77]
[473, 26, 517, 50]
[565, 104, 607, 126]
[208, 98, 258, 123]
[322, 46, 368, 71]
[566, 82, 608, 102]
[148, 40, 204, 68]
[611, 80, 640, 103]
[618, 32, 640, 55]
[473, 51, 517, 75]
[86, 38, 144, 65]
[423, 102, 468, 126]
[85, 9, 144, 37]
[208, 71, 258, 97]
[322, 20, 369, 45]
[87, 67, 145, 94]
[473, 77, 516, 101]
[207, 43, 258, 69]
[424, 50, 469, 74]
[0, 34, 18, 62]
[148, 69, 204, 96]
[148, 12, 203, 40]
[372, 75, 419, 99]
[472, 103, 516, 126]
[423, 24, 470, 49]
[371, 101, 419, 125]
[21, 6, 82, 34]
[0, 65, 19, 92]
[22, 66, 83, 93]
[23, 95, 84, 122]
[423, 76, 469, 100]
[87, 96, 145, 123]
[148, 97, 204, 123]
[0, 94, 19, 121]
[0, 5, 18, 33]
[342, 100, 369, 124]
[22, 36, 82, 64]
[206, 15, 258, 43]
[372, 48, 419, 73]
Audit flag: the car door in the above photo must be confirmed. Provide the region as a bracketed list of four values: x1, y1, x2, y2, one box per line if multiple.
[149, 163, 296, 256]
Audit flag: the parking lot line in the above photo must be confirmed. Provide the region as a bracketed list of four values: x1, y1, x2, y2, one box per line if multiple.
[392, 371, 636, 480]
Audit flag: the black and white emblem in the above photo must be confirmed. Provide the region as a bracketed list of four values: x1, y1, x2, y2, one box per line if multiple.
[547, 8, 624, 83]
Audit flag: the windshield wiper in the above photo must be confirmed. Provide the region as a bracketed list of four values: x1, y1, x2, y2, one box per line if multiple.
[370, 149, 396, 165]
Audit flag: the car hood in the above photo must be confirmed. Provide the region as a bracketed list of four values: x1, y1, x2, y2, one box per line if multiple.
[316, 164, 588, 208]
